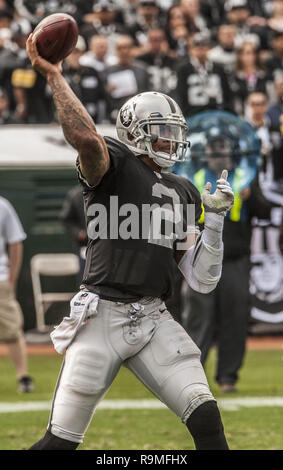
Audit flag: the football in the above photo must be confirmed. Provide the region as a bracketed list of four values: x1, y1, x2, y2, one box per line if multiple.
[33, 13, 79, 64]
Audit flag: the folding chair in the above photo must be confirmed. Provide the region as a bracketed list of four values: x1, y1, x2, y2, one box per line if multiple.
[30, 253, 80, 332]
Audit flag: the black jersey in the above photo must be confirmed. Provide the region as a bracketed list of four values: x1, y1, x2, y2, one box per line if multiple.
[77, 137, 201, 301]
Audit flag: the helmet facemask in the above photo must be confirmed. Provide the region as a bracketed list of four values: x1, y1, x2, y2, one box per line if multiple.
[127, 116, 189, 168]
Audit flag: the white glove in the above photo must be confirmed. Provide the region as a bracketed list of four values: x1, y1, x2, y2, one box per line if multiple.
[201, 169, 234, 216]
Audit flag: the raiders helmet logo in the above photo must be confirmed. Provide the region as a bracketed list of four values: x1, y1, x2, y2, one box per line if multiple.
[120, 105, 133, 127]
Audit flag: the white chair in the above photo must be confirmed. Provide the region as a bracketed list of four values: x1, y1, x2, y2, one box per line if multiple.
[30, 253, 80, 332]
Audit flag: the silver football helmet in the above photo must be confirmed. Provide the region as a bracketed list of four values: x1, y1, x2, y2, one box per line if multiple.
[116, 91, 189, 168]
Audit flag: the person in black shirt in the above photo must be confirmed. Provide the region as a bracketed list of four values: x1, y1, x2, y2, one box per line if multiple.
[175, 32, 232, 117]
[128, 0, 162, 54]
[26, 33, 235, 451]
[164, 3, 190, 57]
[224, 0, 266, 49]
[265, 30, 283, 82]
[104, 34, 149, 122]
[208, 23, 237, 76]
[136, 28, 177, 95]
[185, 143, 273, 393]
[180, 0, 208, 34]
[63, 36, 108, 124]
[80, 0, 126, 49]
[231, 40, 267, 117]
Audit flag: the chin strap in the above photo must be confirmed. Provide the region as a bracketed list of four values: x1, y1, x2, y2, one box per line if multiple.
[152, 154, 175, 168]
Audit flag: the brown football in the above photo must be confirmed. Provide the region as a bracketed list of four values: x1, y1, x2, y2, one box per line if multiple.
[33, 13, 79, 64]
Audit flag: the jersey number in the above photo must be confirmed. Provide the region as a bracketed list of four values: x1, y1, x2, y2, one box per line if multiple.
[148, 182, 182, 249]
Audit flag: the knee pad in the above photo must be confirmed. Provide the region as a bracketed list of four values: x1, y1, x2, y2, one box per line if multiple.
[29, 430, 79, 450]
[181, 384, 215, 423]
[186, 400, 229, 450]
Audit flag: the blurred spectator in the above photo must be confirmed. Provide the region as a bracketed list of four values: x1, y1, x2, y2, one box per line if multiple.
[0, 195, 34, 393]
[80, 0, 126, 53]
[60, 185, 87, 286]
[9, 18, 33, 121]
[136, 28, 177, 94]
[231, 41, 267, 116]
[175, 32, 231, 117]
[105, 34, 149, 122]
[208, 23, 237, 75]
[0, 9, 22, 109]
[73, 0, 94, 26]
[10, 18, 54, 123]
[63, 35, 108, 124]
[265, 30, 283, 82]
[0, 6, 13, 31]
[0, 7, 14, 53]
[0, 1, 12, 8]
[117, 0, 140, 28]
[14, 0, 76, 26]
[180, 0, 208, 34]
[245, 92, 273, 176]
[246, 0, 283, 60]
[224, 0, 263, 49]
[11, 17, 32, 58]
[128, 0, 162, 53]
[80, 34, 109, 77]
[199, 0, 226, 28]
[266, 75, 283, 182]
[0, 0, 278, 126]
[184, 137, 273, 393]
[0, 86, 15, 123]
[169, 24, 191, 58]
[164, 4, 190, 57]
[267, 0, 283, 34]
[247, 0, 273, 17]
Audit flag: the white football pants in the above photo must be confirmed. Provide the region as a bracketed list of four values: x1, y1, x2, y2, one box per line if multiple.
[48, 297, 215, 443]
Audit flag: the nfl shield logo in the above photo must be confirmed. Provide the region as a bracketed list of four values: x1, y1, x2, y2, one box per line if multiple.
[79, 292, 89, 301]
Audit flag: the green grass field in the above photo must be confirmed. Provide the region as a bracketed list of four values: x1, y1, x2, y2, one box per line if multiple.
[0, 348, 283, 450]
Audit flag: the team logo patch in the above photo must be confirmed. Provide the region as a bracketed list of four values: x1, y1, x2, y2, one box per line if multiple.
[120, 105, 133, 128]
[79, 292, 89, 301]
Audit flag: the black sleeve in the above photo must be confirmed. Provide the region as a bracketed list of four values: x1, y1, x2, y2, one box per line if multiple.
[76, 137, 132, 190]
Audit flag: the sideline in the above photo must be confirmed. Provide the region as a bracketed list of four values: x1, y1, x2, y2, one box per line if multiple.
[1, 397, 283, 413]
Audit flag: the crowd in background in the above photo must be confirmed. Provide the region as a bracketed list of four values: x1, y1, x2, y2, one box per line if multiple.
[0, 0, 282, 180]
[0, 1, 281, 131]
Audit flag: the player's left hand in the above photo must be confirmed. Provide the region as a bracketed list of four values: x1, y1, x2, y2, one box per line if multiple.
[201, 169, 234, 215]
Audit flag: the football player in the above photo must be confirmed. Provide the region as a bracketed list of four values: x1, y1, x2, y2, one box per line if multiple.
[26, 33, 234, 451]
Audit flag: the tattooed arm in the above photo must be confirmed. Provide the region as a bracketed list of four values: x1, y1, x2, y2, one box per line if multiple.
[26, 34, 110, 187]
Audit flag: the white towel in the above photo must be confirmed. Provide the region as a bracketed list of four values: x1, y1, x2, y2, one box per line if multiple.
[50, 291, 99, 354]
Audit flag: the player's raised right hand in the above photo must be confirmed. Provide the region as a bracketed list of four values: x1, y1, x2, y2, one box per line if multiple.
[26, 34, 62, 78]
